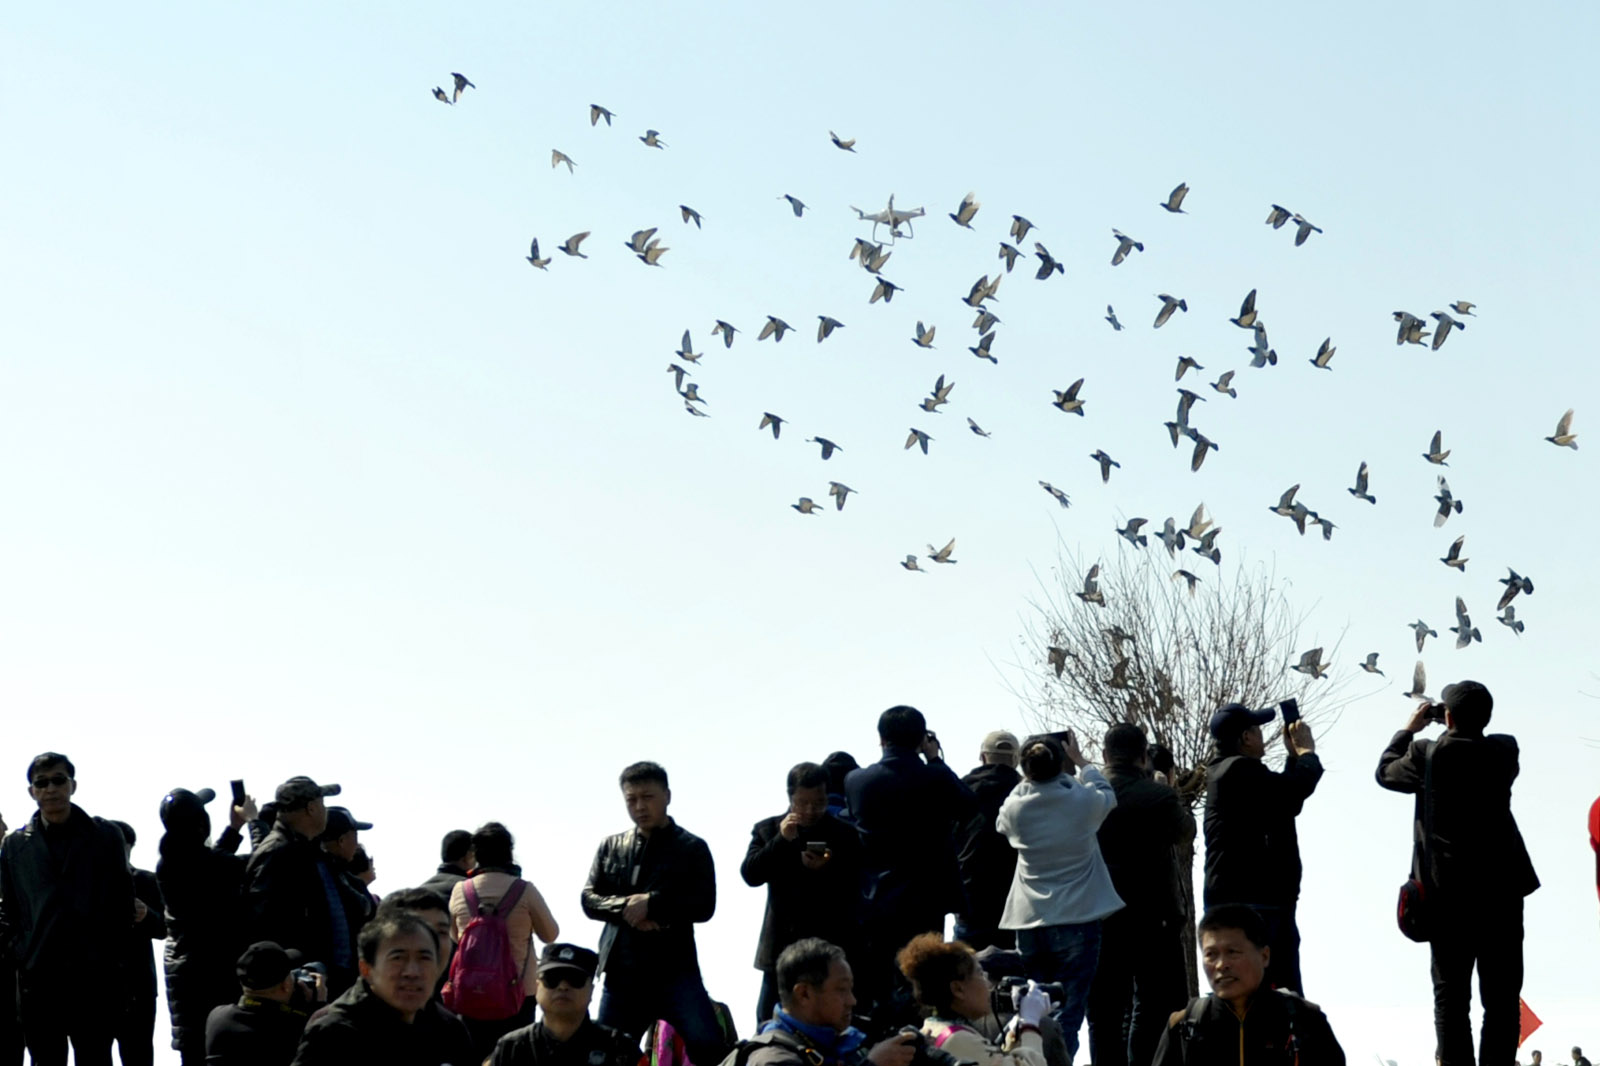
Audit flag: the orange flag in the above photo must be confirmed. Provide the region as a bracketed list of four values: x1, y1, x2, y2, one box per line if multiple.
[1518, 998, 1542, 1046]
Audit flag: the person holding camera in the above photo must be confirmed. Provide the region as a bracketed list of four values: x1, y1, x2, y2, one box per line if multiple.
[1202, 703, 1322, 996]
[742, 762, 864, 1025]
[844, 707, 979, 1026]
[203, 941, 325, 1066]
[895, 934, 1047, 1066]
[997, 735, 1123, 1063]
[1375, 681, 1538, 1066]
[735, 938, 919, 1066]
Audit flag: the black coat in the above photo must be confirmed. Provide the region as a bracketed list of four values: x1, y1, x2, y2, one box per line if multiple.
[126, 866, 167, 1003]
[488, 1018, 639, 1066]
[581, 818, 715, 978]
[418, 865, 466, 903]
[844, 748, 978, 921]
[740, 811, 863, 969]
[0, 804, 134, 985]
[1375, 730, 1539, 904]
[1152, 990, 1344, 1065]
[1098, 765, 1194, 926]
[1202, 752, 1322, 908]
[955, 763, 1020, 930]
[243, 825, 371, 992]
[159, 825, 250, 1044]
[205, 996, 311, 1066]
[290, 978, 475, 1066]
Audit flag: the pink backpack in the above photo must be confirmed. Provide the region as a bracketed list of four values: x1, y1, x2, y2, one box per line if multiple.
[442, 878, 528, 1020]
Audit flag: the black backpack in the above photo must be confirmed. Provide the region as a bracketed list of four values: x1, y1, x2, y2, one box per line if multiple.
[717, 1030, 825, 1066]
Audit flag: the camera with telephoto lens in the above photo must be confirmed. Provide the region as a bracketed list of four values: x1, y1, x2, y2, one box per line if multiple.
[291, 960, 327, 1003]
[897, 1027, 971, 1066]
[994, 976, 1067, 1006]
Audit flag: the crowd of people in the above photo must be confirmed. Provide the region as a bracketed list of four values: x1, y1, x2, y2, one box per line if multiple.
[0, 682, 1551, 1066]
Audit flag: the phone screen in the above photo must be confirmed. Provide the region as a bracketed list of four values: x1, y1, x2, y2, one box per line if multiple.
[230, 779, 246, 806]
[1279, 699, 1301, 724]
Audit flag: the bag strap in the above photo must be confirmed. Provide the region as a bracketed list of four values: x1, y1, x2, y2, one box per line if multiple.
[463, 877, 481, 915]
[493, 878, 528, 919]
[1418, 742, 1437, 889]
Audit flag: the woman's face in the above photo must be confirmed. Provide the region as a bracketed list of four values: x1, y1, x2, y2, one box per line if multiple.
[947, 960, 992, 1021]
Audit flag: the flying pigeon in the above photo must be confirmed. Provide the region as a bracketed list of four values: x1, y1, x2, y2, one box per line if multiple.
[1117, 519, 1149, 548]
[1496, 568, 1534, 611]
[1230, 289, 1258, 329]
[525, 238, 550, 269]
[1546, 409, 1578, 449]
[1157, 517, 1186, 556]
[1034, 243, 1064, 279]
[792, 497, 823, 515]
[1160, 182, 1189, 213]
[920, 375, 954, 412]
[912, 321, 937, 348]
[639, 129, 667, 148]
[758, 413, 785, 439]
[1052, 379, 1086, 416]
[1291, 213, 1322, 246]
[949, 192, 980, 229]
[1175, 356, 1204, 381]
[901, 555, 924, 572]
[829, 130, 856, 151]
[967, 417, 991, 438]
[450, 73, 474, 101]
[1423, 431, 1451, 465]
[927, 539, 957, 564]
[816, 316, 845, 343]
[905, 428, 932, 454]
[590, 104, 616, 126]
[558, 232, 591, 258]
[1404, 661, 1428, 699]
[711, 320, 738, 348]
[679, 382, 704, 405]
[758, 316, 794, 343]
[1090, 450, 1120, 483]
[1265, 204, 1292, 228]
[1111, 229, 1144, 266]
[1077, 564, 1105, 605]
[1394, 311, 1430, 346]
[1359, 652, 1384, 676]
[1291, 648, 1329, 679]
[807, 437, 842, 460]
[666, 363, 692, 391]
[1439, 535, 1468, 571]
[551, 149, 577, 173]
[1047, 645, 1067, 677]
[828, 482, 854, 510]
[1347, 462, 1375, 503]
[675, 330, 701, 364]
[1173, 569, 1200, 595]
[1433, 476, 1463, 527]
[1039, 481, 1071, 509]
[1429, 311, 1465, 350]
[1189, 432, 1219, 472]
[1497, 605, 1525, 634]
[1449, 301, 1477, 316]
[972, 308, 1001, 333]
[1450, 597, 1482, 649]
[680, 205, 703, 228]
[781, 194, 807, 218]
[1309, 337, 1336, 370]
[1211, 371, 1237, 398]
[1105, 305, 1123, 331]
[1010, 215, 1035, 243]
[968, 331, 997, 364]
[870, 278, 902, 304]
[432, 87, 453, 105]
[1408, 620, 1437, 653]
[998, 243, 1024, 273]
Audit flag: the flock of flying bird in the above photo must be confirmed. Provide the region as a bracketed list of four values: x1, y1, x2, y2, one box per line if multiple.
[433, 77, 1582, 695]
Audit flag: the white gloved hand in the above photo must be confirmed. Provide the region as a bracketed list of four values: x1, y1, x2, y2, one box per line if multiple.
[1015, 981, 1050, 1028]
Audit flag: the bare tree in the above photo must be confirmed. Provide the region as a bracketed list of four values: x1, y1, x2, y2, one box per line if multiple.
[1011, 540, 1352, 994]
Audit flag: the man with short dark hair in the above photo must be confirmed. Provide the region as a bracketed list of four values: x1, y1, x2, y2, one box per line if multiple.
[420, 831, 475, 900]
[740, 938, 917, 1066]
[487, 944, 637, 1066]
[1151, 905, 1343, 1064]
[0, 753, 134, 1066]
[244, 778, 369, 997]
[1573, 1047, 1591, 1066]
[1202, 704, 1322, 995]
[742, 762, 864, 1024]
[377, 888, 453, 999]
[291, 913, 475, 1065]
[1376, 680, 1538, 1066]
[110, 820, 167, 1066]
[581, 762, 724, 1066]
[1088, 724, 1194, 1066]
[204, 941, 319, 1066]
[954, 730, 1022, 952]
[844, 706, 978, 1022]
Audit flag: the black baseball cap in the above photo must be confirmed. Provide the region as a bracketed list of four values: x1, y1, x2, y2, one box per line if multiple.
[274, 776, 341, 811]
[237, 941, 303, 990]
[321, 807, 372, 841]
[1208, 702, 1274, 740]
[536, 943, 598, 982]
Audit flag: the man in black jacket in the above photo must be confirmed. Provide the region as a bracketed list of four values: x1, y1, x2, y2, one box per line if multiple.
[1202, 704, 1322, 996]
[244, 777, 368, 997]
[742, 762, 864, 1025]
[488, 944, 638, 1066]
[844, 706, 978, 1024]
[110, 821, 167, 1066]
[204, 941, 318, 1066]
[1088, 724, 1195, 1066]
[1152, 904, 1343, 1065]
[419, 830, 473, 900]
[1376, 680, 1539, 1066]
[581, 761, 724, 1066]
[953, 730, 1021, 952]
[0, 752, 134, 1066]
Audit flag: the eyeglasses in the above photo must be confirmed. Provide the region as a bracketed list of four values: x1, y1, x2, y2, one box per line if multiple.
[538, 971, 588, 990]
[31, 774, 70, 790]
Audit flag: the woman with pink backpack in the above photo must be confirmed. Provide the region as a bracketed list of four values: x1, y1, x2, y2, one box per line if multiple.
[447, 822, 561, 1062]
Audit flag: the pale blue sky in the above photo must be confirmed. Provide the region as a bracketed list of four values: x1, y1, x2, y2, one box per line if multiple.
[4, 1, 1598, 1060]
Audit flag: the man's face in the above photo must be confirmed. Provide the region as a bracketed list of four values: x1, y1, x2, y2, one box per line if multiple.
[535, 967, 593, 1020]
[410, 908, 452, 957]
[623, 782, 670, 832]
[791, 958, 856, 1033]
[1238, 726, 1266, 760]
[28, 763, 76, 821]
[1201, 927, 1267, 1006]
[325, 830, 359, 863]
[359, 929, 439, 1019]
[788, 785, 827, 829]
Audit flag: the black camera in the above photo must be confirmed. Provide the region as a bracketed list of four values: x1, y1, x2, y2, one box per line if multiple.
[1148, 743, 1175, 775]
[994, 976, 1067, 1005]
[898, 1027, 972, 1066]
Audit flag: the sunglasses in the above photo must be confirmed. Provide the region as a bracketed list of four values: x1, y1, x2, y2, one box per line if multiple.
[538, 971, 589, 990]
[31, 774, 71, 790]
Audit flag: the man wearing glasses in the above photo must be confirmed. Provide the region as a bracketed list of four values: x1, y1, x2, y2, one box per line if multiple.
[0, 752, 134, 1066]
[487, 944, 639, 1066]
